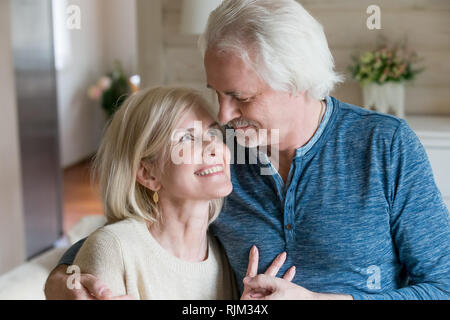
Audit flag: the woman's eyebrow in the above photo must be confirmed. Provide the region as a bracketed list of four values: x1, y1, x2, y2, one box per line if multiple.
[181, 122, 219, 133]
[208, 121, 220, 129]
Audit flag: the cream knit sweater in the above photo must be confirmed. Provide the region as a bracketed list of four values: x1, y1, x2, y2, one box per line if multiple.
[73, 218, 238, 300]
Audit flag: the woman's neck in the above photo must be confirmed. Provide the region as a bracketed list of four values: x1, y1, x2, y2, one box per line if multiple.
[147, 199, 210, 262]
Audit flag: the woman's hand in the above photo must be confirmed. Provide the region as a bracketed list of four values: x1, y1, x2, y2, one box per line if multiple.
[240, 246, 354, 300]
[240, 246, 296, 300]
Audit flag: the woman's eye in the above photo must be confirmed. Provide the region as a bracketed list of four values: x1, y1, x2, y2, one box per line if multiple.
[179, 133, 194, 143]
[207, 129, 221, 137]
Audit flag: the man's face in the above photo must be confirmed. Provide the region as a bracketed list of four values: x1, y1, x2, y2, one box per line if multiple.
[204, 49, 298, 148]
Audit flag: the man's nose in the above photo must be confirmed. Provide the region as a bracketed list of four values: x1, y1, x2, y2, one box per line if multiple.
[217, 96, 241, 125]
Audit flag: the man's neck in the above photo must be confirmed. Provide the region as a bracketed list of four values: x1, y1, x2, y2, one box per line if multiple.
[271, 98, 326, 182]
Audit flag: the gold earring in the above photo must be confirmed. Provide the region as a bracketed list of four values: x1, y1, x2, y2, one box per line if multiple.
[153, 191, 159, 204]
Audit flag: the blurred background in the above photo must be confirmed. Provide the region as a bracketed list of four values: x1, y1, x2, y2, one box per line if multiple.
[0, 0, 449, 299]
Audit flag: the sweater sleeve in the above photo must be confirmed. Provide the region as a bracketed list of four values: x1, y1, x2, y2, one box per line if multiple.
[73, 229, 127, 297]
[353, 120, 450, 300]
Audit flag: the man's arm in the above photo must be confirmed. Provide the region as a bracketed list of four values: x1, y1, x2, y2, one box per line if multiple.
[241, 121, 449, 300]
[352, 120, 450, 300]
[44, 237, 131, 300]
[58, 238, 86, 266]
[45, 238, 104, 299]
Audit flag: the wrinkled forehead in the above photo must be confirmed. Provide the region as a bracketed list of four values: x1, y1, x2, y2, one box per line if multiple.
[204, 49, 261, 94]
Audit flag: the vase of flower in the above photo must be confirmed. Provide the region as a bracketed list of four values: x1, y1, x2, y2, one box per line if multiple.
[349, 41, 423, 118]
[88, 61, 141, 117]
[362, 82, 405, 118]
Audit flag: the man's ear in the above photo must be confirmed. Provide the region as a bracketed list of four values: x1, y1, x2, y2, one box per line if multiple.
[136, 161, 161, 192]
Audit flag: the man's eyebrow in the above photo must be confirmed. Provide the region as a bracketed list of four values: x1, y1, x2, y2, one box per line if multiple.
[206, 84, 242, 97]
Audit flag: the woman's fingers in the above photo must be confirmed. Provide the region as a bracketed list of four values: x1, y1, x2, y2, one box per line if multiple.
[245, 245, 259, 277]
[264, 252, 287, 277]
[107, 294, 134, 300]
[248, 288, 271, 299]
[243, 274, 276, 292]
[282, 265, 296, 282]
[245, 247, 295, 282]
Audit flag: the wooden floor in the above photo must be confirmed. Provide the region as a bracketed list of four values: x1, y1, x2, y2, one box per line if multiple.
[63, 158, 103, 234]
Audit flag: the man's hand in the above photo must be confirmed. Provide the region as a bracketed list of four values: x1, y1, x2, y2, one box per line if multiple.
[44, 264, 133, 300]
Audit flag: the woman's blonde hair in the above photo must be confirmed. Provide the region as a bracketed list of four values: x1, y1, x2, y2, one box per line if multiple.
[92, 86, 224, 226]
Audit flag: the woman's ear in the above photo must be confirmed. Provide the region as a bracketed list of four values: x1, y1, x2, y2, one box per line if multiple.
[136, 161, 161, 192]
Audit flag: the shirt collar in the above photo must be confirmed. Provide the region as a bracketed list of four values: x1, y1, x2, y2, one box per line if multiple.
[295, 95, 334, 158]
[244, 96, 334, 167]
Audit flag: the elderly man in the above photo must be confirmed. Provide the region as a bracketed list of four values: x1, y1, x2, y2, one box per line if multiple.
[45, 0, 449, 300]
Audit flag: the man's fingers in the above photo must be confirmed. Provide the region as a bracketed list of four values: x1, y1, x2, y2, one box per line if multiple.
[264, 252, 286, 277]
[79, 273, 111, 299]
[245, 245, 259, 277]
[282, 266, 296, 282]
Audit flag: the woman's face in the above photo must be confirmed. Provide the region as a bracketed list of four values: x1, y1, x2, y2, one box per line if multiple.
[158, 106, 232, 202]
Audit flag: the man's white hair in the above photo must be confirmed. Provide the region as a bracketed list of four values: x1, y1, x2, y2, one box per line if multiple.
[199, 0, 344, 100]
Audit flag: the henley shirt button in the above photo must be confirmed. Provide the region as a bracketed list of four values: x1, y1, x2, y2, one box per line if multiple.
[286, 224, 293, 230]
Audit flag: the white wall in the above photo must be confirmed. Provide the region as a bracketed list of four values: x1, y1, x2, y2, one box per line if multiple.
[0, 0, 26, 274]
[55, 0, 138, 168]
[161, 0, 450, 116]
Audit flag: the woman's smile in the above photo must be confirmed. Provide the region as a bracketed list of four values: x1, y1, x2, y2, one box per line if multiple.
[194, 165, 225, 177]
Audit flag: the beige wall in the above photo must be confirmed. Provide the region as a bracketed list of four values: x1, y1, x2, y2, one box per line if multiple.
[136, 0, 164, 88]
[56, 0, 108, 168]
[0, 0, 26, 274]
[56, 0, 450, 168]
[160, 0, 450, 116]
[102, 0, 138, 75]
[56, 0, 138, 168]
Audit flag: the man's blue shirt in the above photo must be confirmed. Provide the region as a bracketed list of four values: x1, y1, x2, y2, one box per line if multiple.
[210, 96, 450, 299]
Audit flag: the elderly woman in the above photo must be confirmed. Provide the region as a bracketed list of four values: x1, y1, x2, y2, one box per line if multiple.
[71, 87, 294, 300]
[71, 87, 236, 299]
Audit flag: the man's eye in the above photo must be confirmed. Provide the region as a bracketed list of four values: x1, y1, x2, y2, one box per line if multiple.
[235, 97, 252, 103]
